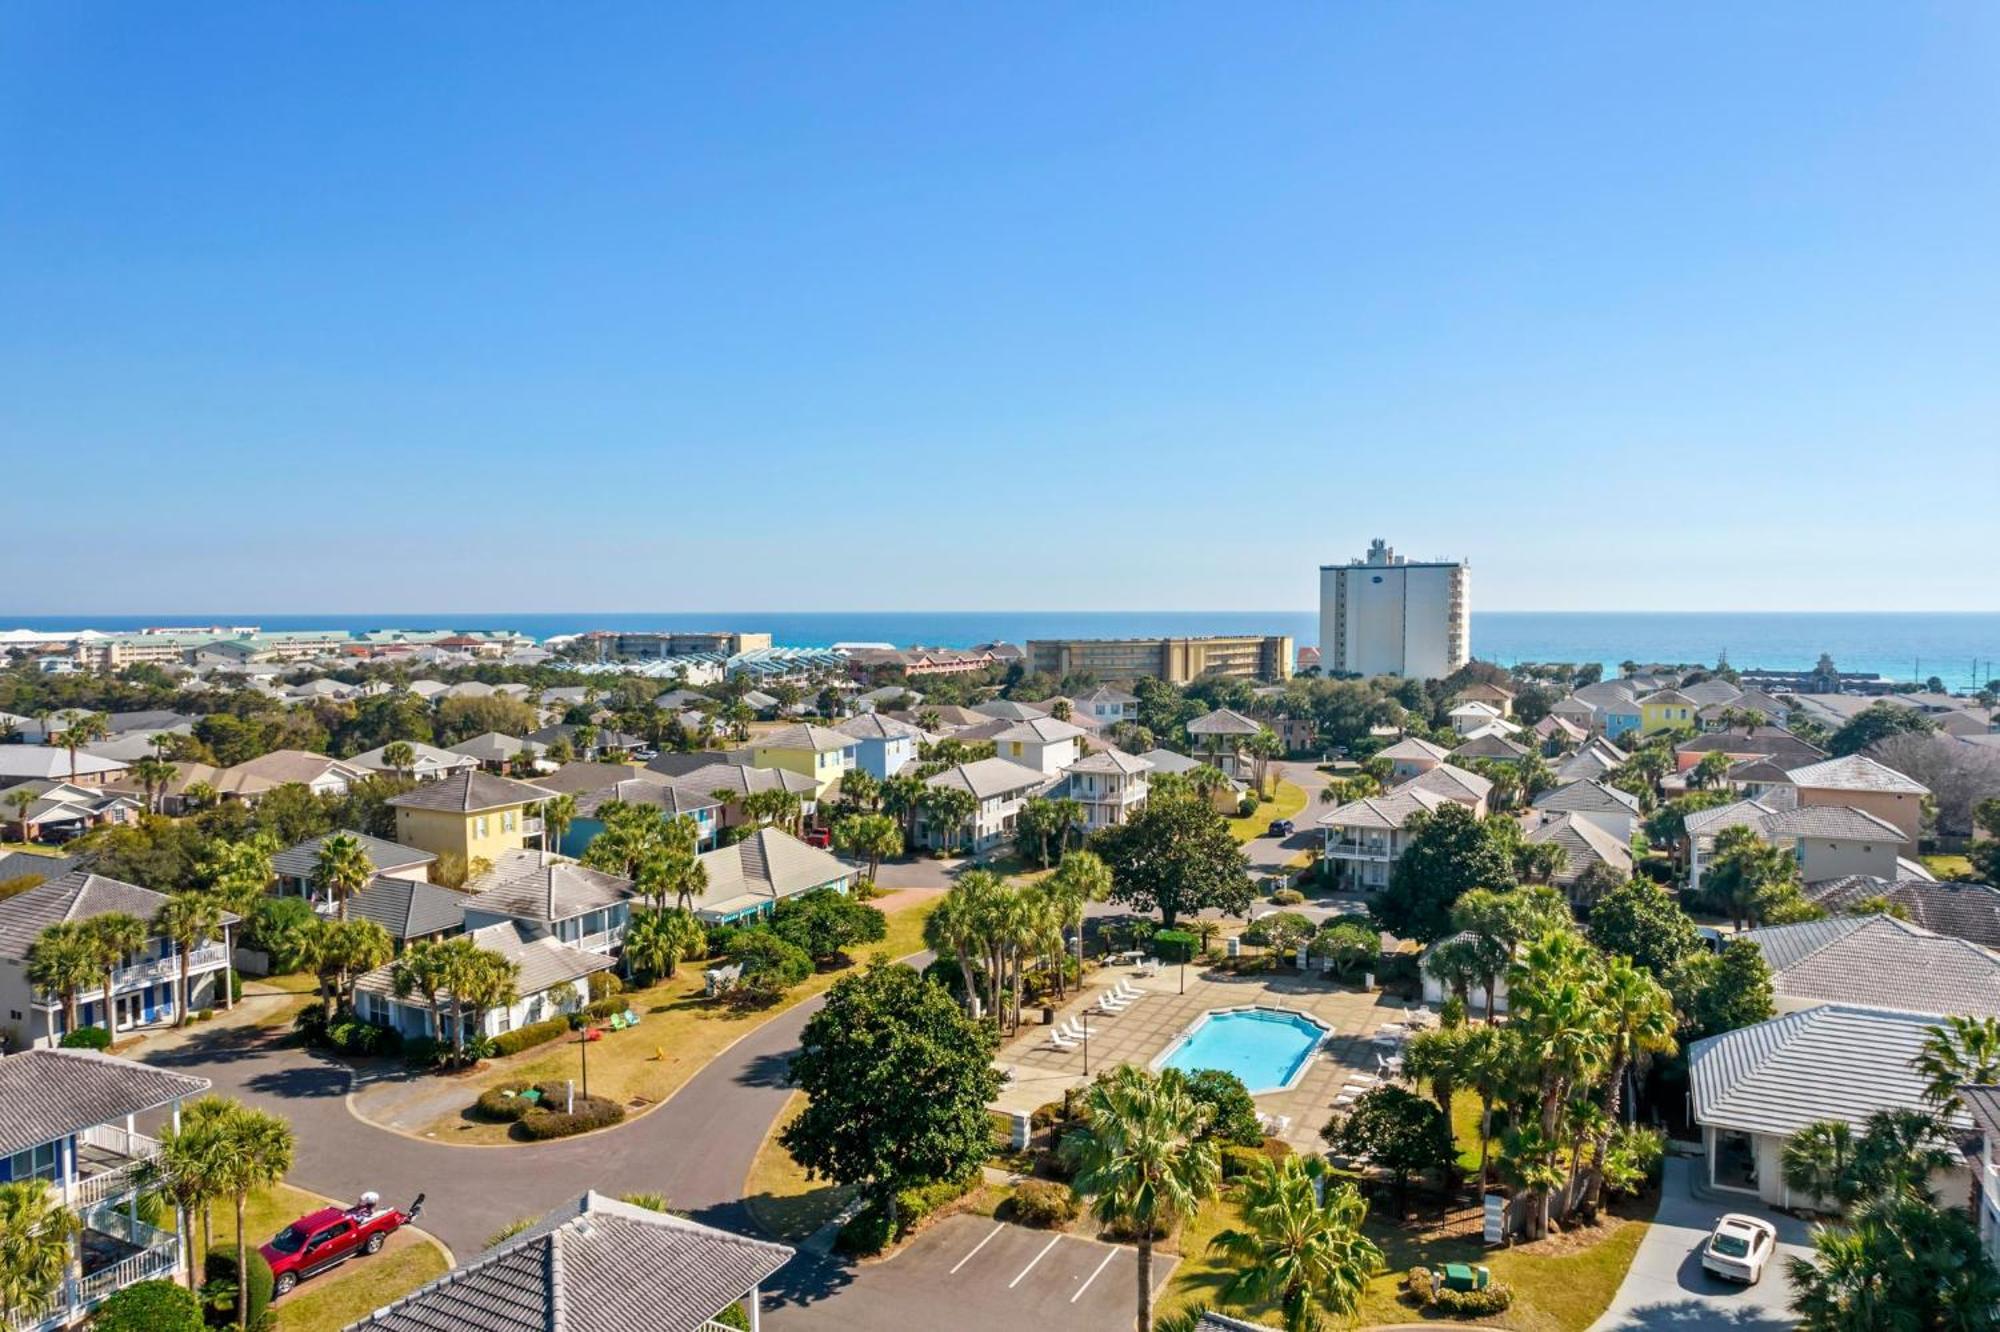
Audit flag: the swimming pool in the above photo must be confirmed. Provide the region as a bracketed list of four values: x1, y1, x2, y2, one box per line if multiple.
[1155, 1007, 1330, 1094]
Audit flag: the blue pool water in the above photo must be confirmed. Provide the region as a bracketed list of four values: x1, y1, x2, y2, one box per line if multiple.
[1157, 1009, 1328, 1094]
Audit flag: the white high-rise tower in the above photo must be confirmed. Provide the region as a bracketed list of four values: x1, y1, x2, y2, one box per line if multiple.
[1318, 539, 1469, 680]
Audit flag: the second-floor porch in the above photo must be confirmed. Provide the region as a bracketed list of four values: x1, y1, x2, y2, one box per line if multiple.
[7, 1208, 179, 1332]
[36, 941, 231, 1013]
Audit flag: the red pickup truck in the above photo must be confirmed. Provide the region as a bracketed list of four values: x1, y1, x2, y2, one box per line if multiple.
[262, 1192, 423, 1296]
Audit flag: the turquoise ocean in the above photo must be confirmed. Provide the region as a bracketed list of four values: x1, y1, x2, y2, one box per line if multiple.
[5, 611, 1998, 687]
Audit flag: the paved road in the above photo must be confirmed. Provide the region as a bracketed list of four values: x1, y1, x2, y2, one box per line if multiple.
[767, 1212, 1174, 1331]
[142, 985, 831, 1258]
[1589, 1157, 1811, 1331]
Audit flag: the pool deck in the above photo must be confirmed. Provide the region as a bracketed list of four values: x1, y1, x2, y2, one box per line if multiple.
[992, 962, 1421, 1153]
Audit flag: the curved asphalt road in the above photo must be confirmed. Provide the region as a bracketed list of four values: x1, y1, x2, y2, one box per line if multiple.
[142, 983, 851, 1257]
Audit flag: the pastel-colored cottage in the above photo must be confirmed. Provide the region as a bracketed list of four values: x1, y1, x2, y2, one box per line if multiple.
[748, 724, 857, 798]
[834, 711, 927, 780]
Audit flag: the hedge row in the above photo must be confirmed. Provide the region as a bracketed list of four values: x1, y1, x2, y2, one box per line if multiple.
[490, 1016, 572, 1058]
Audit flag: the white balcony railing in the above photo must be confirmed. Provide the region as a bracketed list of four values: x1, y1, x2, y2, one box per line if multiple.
[7, 1221, 178, 1331]
[522, 817, 545, 837]
[577, 925, 627, 954]
[69, 1125, 162, 1210]
[1323, 839, 1393, 860]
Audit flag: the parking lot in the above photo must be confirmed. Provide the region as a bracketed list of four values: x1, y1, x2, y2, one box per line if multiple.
[766, 1213, 1173, 1331]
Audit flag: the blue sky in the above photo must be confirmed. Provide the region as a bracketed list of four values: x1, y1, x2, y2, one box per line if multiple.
[3, 3, 1996, 615]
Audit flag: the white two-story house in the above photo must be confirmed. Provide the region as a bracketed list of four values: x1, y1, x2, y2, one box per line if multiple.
[460, 849, 637, 956]
[0, 1049, 211, 1330]
[0, 871, 237, 1047]
[1055, 747, 1152, 834]
[990, 716, 1086, 777]
[1314, 786, 1454, 891]
[918, 758, 1051, 853]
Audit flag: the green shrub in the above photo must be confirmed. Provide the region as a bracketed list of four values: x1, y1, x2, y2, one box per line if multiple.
[229, 971, 243, 1002]
[584, 996, 626, 1020]
[204, 1247, 273, 1327]
[834, 1203, 894, 1256]
[94, 1279, 203, 1332]
[59, 1026, 111, 1051]
[403, 1036, 445, 1068]
[516, 1089, 626, 1140]
[1185, 1069, 1263, 1147]
[587, 971, 623, 1002]
[1010, 1179, 1079, 1228]
[490, 1016, 571, 1058]
[893, 1173, 975, 1229]
[1270, 887, 1305, 905]
[198, 1007, 215, 1022]
[474, 1083, 535, 1122]
[1406, 1265, 1433, 1297]
[1152, 928, 1199, 962]
[1430, 1283, 1513, 1315]
[1029, 1101, 1065, 1130]
[325, 1017, 401, 1056]
[1219, 1144, 1268, 1179]
[708, 1302, 751, 1330]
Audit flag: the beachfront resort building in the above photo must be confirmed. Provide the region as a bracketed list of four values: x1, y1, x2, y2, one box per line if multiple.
[1024, 635, 1293, 684]
[1318, 538, 1469, 681]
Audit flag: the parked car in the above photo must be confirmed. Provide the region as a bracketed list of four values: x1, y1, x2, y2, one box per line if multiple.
[1700, 1213, 1777, 1284]
[1266, 818, 1295, 837]
[262, 1191, 424, 1296]
[805, 826, 832, 848]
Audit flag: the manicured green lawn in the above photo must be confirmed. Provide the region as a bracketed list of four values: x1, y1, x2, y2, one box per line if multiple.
[742, 1091, 856, 1241]
[423, 897, 939, 1141]
[1924, 854, 1976, 880]
[1226, 780, 1308, 844]
[208, 1182, 449, 1332]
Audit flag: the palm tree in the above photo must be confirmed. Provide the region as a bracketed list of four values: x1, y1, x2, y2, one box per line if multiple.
[1506, 930, 1609, 1237]
[1046, 848, 1113, 981]
[381, 740, 416, 782]
[85, 911, 148, 1033]
[4, 786, 34, 845]
[623, 907, 707, 982]
[922, 878, 986, 1017]
[1420, 936, 1480, 1012]
[1208, 1155, 1383, 1331]
[148, 1095, 236, 1287]
[154, 891, 225, 1026]
[25, 921, 95, 1042]
[1460, 1023, 1515, 1195]
[1400, 1026, 1467, 1121]
[1915, 1015, 2000, 1117]
[313, 831, 374, 920]
[297, 917, 395, 1021]
[542, 792, 577, 853]
[450, 948, 520, 1058]
[215, 1105, 296, 1324]
[1245, 728, 1283, 796]
[1782, 1120, 1857, 1213]
[834, 813, 902, 883]
[1705, 825, 1799, 928]
[1063, 1067, 1221, 1332]
[390, 939, 456, 1048]
[129, 754, 178, 814]
[54, 709, 108, 783]
[1575, 956, 1676, 1217]
[0, 1180, 78, 1324]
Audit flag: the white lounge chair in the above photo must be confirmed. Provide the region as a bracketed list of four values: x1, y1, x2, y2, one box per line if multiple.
[1092, 994, 1129, 1016]
[1111, 980, 1144, 1002]
[1059, 1019, 1093, 1042]
[1045, 1030, 1078, 1051]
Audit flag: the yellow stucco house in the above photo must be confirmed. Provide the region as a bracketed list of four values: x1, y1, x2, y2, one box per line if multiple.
[1637, 689, 1698, 735]
[389, 769, 556, 865]
[747, 723, 857, 798]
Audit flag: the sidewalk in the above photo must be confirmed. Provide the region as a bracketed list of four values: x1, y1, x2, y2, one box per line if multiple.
[114, 982, 313, 1060]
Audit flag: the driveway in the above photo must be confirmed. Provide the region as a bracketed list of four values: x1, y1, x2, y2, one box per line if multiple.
[141, 985, 831, 1258]
[766, 1212, 1172, 1331]
[1590, 1157, 1812, 1331]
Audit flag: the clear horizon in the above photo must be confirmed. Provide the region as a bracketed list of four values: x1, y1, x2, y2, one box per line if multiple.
[6, 4, 1998, 613]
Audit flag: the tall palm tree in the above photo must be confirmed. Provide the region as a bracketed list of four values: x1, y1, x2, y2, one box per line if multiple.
[1460, 1023, 1516, 1194]
[1064, 1067, 1220, 1332]
[216, 1105, 296, 1324]
[25, 922, 96, 1042]
[54, 709, 108, 783]
[313, 831, 373, 920]
[1575, 956, 1676, 1217]
[623, 907, 706, 982]
[148, 1095, 236, 1288]
[1400, 1026, 1467, 1121]
[154, 891, 225, 1026]
[129, 754, 179, 815]
[1506, 930, 1609, 1237]
[1915, 1015, 2000, 1116]
[1208, 1156, 1384, 1331]
[85, 911, 148, 1034]
[835, 813, 902, 883]
[542, 793, 577, 853]
[0, 1180, 79, 1324]
[450, 948, 520, 1058]
[1046, 849, 1113, 982]
[922, 880, 985, 1017]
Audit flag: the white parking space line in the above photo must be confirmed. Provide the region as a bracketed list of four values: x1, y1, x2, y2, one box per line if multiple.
[1008, 1235, 1063, 1288]
[1071, 1247, 1119, 1303]
[949, 1224, 1004, 1275]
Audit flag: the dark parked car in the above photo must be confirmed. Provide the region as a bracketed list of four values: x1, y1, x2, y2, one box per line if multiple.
[1266, 819, 1295, 837]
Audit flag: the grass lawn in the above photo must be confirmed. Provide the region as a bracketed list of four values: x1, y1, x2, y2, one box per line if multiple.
[742, 1091, 857, 1241]
[422, 897, 940, 1142]
[207, 1182, 449, 1332]
[251, 971, 323, 995]
[0, 842, 61, 856]
[1163, 1187, 1645, 1331]
[1924, 854, 1976, 880]
[1226, 780, 1308, 844]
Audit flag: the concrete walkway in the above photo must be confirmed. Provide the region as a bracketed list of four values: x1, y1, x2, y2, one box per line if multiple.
[1589, 1157, 1812, 1331]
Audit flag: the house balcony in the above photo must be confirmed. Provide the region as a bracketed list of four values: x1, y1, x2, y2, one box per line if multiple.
[522, 817, 545, 838]
[1321, 837, 1393, 861]
[68, 1124, 163, 1210]
[576, 923, 627, 954]
[40, 945, 230, 1009]
[8, 1212, 178, 1332]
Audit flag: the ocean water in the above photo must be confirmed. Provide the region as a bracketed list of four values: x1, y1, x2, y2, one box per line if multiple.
[4, 610, 1997, 687]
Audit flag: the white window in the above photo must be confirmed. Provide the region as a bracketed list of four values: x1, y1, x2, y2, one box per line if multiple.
[475, 816, 489, 838]
[502, 811, 516, 833]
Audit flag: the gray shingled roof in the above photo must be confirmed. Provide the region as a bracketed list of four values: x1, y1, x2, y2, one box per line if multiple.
[0, 1049, 209, 1156]
[463, 850, 634, 923]
[833, 712, 927, 742]
[1532, 779, 1641, 817]
[1395, 763, 1493, 805]
[1449, 733, 1530, 761]
[1803, 876, 2000, 949]
[0, 870, 223, 961]
[990, 716, 1087, 744]
[348, 876, 467, 941]
[1689, 1005, 1972, 1139]
[1757, 804, 1905, 842]
[1315, 785, 1450, 831]
[572, 777, 720, 821]
[444, 732, 548, 764]
[1527, 812, 1634, 886]
[1787, 754, 1929, 796]
[346, 1191, 792, 1332]
[968, 699, 1050, 722]
[696, 828, 854, 919]
[1677, 730, 1825, 762]
[1186, 707, 1263, 737]
[751, 724, 854, 754]
[272, 832, 435, 882]
[355, 920, 614, 1002]
[1376, 736, 1451, 762]
[924, 757, 1051, 801]
[1739, 914, 2000, 1018]
[1064, 747, 1152, 776]
[388, 769, 556, 813]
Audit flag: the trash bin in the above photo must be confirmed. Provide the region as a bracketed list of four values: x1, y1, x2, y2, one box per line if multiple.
[1042, 1005, 1057, 1025]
